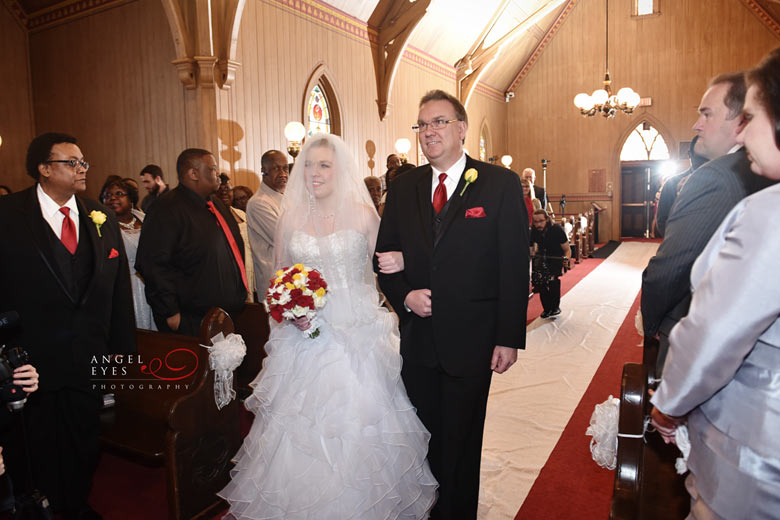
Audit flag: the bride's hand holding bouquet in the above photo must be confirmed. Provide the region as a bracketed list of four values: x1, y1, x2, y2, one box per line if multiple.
[265, 263, 328, 338]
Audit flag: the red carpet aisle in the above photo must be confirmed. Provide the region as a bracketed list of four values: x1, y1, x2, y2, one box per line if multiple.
[477, 242, 658, 520]
[516, 294, 643, 519]
[86, 250, 617, 519]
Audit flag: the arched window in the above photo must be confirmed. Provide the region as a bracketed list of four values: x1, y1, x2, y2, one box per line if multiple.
[302, 64, 342, 137]
[479, 123, 490, 162]
[307, 84, 331, 136]
[620, 122, 670, 161]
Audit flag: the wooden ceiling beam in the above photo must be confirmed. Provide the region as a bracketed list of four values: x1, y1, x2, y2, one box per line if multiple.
[456, 0, 568, 107]
[368, 0, 432, 121]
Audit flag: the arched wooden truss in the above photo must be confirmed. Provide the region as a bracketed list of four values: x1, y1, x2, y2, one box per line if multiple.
[367, 0, 431, 120]
[161, 0, 245, 90]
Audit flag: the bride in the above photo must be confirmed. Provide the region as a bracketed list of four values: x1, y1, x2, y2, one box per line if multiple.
[219, 133, 438, 519]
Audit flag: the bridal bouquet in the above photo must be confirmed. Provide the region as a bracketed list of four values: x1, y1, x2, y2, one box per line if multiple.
[265, 264, 328, 338]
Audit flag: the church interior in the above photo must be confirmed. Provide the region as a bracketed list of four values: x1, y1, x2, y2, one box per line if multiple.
[1, 0, 779, 518]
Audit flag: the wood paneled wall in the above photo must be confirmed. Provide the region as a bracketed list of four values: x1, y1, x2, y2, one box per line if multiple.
[216, 0, 463, 191]
[0, 3, 35, 192]
[466, 90, 508, 165]
[507, 0, 780, 241]
[27, 0, 186, 199]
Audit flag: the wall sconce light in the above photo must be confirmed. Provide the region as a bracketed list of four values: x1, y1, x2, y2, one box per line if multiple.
[501, 155, 513, 168]
[284, 122, 306, 161]
[394, 138, 412, 163]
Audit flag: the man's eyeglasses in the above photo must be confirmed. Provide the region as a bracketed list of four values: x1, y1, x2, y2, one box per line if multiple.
[46, 159, 90, 172]
[103, 191, 128, 199]
[412, 118, 460, 133]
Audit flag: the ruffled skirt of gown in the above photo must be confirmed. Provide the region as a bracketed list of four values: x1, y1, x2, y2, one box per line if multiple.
[219, 305, 437, 519]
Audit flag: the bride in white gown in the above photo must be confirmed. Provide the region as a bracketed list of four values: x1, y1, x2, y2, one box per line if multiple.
[219, 134, 437, 519]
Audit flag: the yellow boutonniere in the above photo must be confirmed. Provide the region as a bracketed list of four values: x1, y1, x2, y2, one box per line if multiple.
[89, 210, 107, 237]
[460, 168, 478, 196]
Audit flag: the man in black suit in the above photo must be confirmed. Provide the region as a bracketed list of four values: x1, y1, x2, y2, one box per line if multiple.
[641, 72, 775, 375]
[0, 133, 136, 519]
[136, 149, 247, 336]
[375, 90, 529, 518]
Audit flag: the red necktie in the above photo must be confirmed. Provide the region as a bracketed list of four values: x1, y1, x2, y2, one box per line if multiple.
[433, 173, 447, 214]
[59, 207, 77, 254]
[207, 201, 248, 291]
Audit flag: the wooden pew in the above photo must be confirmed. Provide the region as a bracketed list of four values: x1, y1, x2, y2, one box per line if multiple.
[232, 302, 270, 398]
[610, 360, 689, 520]
[99, 307, 241, 520]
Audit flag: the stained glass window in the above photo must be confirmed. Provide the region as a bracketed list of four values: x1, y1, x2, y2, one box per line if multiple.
[307, 84, 331, 136]
[479, 127, 488, 161]
[620, 122, 670, 161]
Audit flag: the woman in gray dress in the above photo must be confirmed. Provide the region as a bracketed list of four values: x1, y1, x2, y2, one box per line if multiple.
[650, 48, 780, 519]
[103, 179, 156, 330]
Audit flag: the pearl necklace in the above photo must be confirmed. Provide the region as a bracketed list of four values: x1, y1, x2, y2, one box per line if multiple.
[118, 216, 137, 230]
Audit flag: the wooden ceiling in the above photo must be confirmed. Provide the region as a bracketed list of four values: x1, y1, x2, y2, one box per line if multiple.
[7, 0, 780, 98]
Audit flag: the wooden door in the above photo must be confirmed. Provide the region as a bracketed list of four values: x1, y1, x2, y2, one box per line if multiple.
[620, 161, 665, 237]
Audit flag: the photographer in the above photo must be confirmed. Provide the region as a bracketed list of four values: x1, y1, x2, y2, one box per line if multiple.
[530, 210, 571, 319]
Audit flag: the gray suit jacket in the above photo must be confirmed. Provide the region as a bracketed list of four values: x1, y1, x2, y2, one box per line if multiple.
[641, 148, 774, 336]
[652, 183, 780, 519]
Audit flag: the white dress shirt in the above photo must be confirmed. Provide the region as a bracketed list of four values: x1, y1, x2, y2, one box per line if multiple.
[37, 183, 79, 241]
[430, 153, 467, 202]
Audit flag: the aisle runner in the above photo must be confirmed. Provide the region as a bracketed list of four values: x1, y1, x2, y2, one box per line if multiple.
[477, 241, 658, 519]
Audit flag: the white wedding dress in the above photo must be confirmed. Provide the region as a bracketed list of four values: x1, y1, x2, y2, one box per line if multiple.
[219, 229, 437, 519]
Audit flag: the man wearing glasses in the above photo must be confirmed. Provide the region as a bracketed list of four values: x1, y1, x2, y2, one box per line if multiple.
[376, 90, 529, 518]
[0, 132, 135, 519]
[246, 149, 289, 297]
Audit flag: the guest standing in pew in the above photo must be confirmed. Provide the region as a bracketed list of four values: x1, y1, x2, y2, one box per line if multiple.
[520, 177, 541, 226]
[135, 149, 247, 336]
[522, 167, 547, 213]
[138, 164, 169, 214]
[218, 173, 255, 301]
[376, 90, 528, 518]
[651, 49, 780, 520]
[641, 70, 776, 376]
[530, 209, 570, 319]
[219, 133, 437, 519]
[0, 133, 136, 520]
[231, 185, 253, 212]
[246, 150, 288, 296]
[653, 136, 708, 238]
[102, 178, 156, 329]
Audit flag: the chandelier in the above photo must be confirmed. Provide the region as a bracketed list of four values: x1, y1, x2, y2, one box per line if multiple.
[573, 0, 640, 118]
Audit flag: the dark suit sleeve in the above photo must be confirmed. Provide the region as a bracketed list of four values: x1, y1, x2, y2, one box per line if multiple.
[496, 173, 530, 348]
[375, 183, 414, 315]
[641, 163, 745, 336]
[135, 204, 182, 319]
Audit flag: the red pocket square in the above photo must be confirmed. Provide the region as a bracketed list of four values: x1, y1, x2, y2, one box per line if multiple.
[465, 206, 486, 218]
[108, 248, 119, 259]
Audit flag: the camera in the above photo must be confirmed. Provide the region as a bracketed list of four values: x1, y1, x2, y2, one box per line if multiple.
[0, 312, 29, 412]
[0, 345, 30, 412]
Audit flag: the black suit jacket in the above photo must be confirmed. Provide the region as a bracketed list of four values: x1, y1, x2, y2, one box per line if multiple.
[0, 186, 136, 391]
[376, 156, 529, 376]
[641, 148, 775, 336]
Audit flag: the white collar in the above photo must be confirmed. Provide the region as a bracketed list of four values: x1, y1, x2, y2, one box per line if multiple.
[37, 183, 78, 219]
[431, 152, 467, 181]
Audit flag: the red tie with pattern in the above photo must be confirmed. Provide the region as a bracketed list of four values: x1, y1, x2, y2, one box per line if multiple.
[59, 207, 78, 254]
[207, 201, 248, 291]
[433, 173, 447, 214]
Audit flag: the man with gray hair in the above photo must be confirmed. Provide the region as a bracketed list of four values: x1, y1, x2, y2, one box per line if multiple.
[246, 149, 289, 296]
[641, 71, 776, 375]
